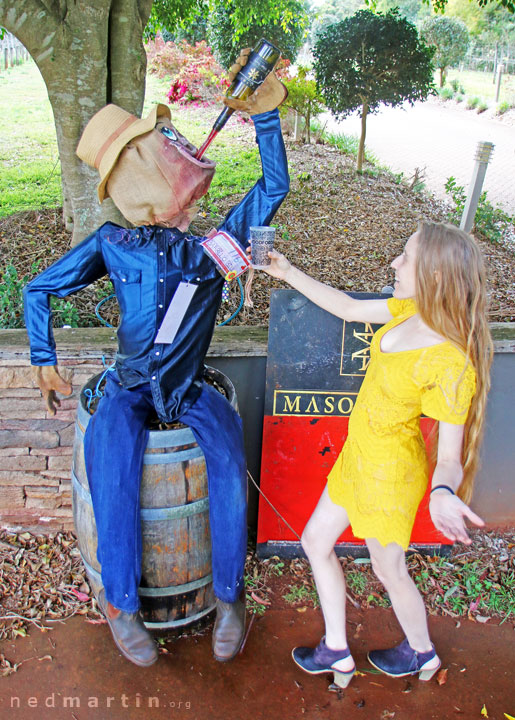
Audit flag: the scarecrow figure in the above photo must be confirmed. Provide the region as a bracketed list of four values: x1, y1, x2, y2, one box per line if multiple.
[24, 55, 289, 667]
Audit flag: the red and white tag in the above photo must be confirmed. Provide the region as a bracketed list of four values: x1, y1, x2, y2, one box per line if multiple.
[201, 230, 250, 280]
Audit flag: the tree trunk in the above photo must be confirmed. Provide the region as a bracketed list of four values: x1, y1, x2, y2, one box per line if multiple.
[357, 102, 368, 173]
[439, 67, 445, 87]
[0, 0, 153, 247]
[293, 109, 301, 142]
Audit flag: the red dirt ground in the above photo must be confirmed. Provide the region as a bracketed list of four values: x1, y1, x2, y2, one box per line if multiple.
[1, 600, 513, 720]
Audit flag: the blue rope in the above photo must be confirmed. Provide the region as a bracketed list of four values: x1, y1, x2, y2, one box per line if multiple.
[84, 357, 116, 410]
[95, 277, 244, 331]
[95, 294, 115, 328]
[218, 276, 244, 326]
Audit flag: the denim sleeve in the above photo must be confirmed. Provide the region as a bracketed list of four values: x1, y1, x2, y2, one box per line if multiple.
[23, 230, 107, 365]
[219, 109, 290, 248]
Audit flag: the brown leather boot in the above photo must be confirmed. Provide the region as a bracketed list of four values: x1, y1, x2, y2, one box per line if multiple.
[97, 589, 158, 667]
[212, 594, 246, 662]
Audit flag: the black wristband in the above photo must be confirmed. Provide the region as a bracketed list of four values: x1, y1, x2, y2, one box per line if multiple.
[430, 484, 456, 496]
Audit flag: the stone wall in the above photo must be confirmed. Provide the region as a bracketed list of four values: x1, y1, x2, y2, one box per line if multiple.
[0, 330, 116, 531]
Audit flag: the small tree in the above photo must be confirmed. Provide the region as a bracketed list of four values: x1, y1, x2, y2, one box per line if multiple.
[313, 9, 435, 172]
[420, 16, 470, 87]
[281, 67, 326, 143]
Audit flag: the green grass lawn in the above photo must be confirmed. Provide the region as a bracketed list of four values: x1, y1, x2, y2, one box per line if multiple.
[0, 62, 62, 216]
[0, 62, 262, 218]
[444, 68, 515, 106]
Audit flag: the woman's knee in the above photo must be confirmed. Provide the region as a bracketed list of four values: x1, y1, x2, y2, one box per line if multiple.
[368, 543, 408, 588]
[301, 524, 332, 560]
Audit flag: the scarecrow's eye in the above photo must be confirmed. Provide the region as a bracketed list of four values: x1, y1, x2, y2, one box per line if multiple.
[160, 126, 178, 141]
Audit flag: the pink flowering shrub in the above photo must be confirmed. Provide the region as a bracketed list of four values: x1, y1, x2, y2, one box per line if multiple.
[146, 37, 228, 106]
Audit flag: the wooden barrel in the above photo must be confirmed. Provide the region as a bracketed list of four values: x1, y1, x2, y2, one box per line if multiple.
[72, 366, 237, 630]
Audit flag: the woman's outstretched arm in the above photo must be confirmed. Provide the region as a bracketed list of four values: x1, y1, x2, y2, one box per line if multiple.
[261, 250, 393, 324]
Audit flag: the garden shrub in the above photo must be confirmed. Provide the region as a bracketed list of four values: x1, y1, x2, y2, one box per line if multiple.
[146, 38, 227, 106]
[449, 78, 465, 94]
[445, 176, 514, 244]
[0, 263, 37, 329]
[439, 87, 454, 100]
[466, 96, 480, 109]
[496, 100, 514, 115]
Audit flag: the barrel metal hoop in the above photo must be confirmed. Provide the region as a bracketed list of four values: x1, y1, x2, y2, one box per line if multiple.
[139, 574, 213, 597]
[74, 421, 201, 464]
[71, 469, 209, 519]
[140, 498, 209, 520]
[77, 400, 197, 448]
[146, 426, 196, 448]
[142, 447, 202, 465]
[80, 554, 213, 597]
[143, 604, 216, 630]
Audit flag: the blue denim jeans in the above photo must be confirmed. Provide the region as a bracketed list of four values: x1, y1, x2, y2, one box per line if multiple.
[84, 374, 247, 612]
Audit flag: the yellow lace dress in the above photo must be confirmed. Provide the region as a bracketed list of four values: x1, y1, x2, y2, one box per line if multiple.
[327, 297, 476, 549]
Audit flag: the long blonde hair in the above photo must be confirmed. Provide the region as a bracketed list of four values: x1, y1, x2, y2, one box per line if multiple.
[415, 221, 493, 503]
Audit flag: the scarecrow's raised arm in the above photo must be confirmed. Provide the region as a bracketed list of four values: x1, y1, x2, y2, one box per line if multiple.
[217, 52, 290, 245]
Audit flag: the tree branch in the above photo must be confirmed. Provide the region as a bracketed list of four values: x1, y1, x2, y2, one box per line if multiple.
[0, 0, 59, 53]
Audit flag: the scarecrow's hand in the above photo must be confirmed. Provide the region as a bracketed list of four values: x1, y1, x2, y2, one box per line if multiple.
[223, 48, 288, 115]
[36, 365, 73, 416]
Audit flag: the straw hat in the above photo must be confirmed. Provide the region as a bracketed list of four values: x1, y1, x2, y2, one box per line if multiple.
[76, 103, 171, 202]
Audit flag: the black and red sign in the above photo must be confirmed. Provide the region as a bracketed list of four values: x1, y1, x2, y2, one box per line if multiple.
[257, 289, 447, 557]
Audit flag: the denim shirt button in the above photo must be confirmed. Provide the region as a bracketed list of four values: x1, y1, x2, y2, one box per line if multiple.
[158, 304, 163, 309]
[151, 375, 157, 381]
[159, 251, 164, 256]
[155, 351, 160, 356]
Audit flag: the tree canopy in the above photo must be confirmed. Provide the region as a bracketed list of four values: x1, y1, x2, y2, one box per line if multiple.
[430, 0, 514, 13]
[207, 0, 309, 68]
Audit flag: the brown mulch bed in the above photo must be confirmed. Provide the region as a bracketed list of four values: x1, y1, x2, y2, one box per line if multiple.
[245, 528, 515, 621]
[1, 139, 514, 327]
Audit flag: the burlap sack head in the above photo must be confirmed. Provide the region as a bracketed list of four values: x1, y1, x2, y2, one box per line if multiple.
[76, 104, 216, 230]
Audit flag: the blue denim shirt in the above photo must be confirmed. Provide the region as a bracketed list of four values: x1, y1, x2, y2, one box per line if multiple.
[24, 109, 289, 421]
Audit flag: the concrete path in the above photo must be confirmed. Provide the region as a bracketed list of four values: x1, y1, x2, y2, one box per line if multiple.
[321, 100, 515, 216]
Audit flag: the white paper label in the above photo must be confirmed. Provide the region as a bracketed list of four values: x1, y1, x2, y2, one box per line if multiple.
[154, 282, 198, 345]
[201, 230, 249, 279]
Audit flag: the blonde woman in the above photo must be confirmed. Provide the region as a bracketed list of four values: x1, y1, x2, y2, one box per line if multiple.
[260, 221, 492, 688]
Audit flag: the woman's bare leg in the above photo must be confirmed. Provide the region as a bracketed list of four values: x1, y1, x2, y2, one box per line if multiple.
[365, 538, 438, 665]
[300, 485, 354, 671]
